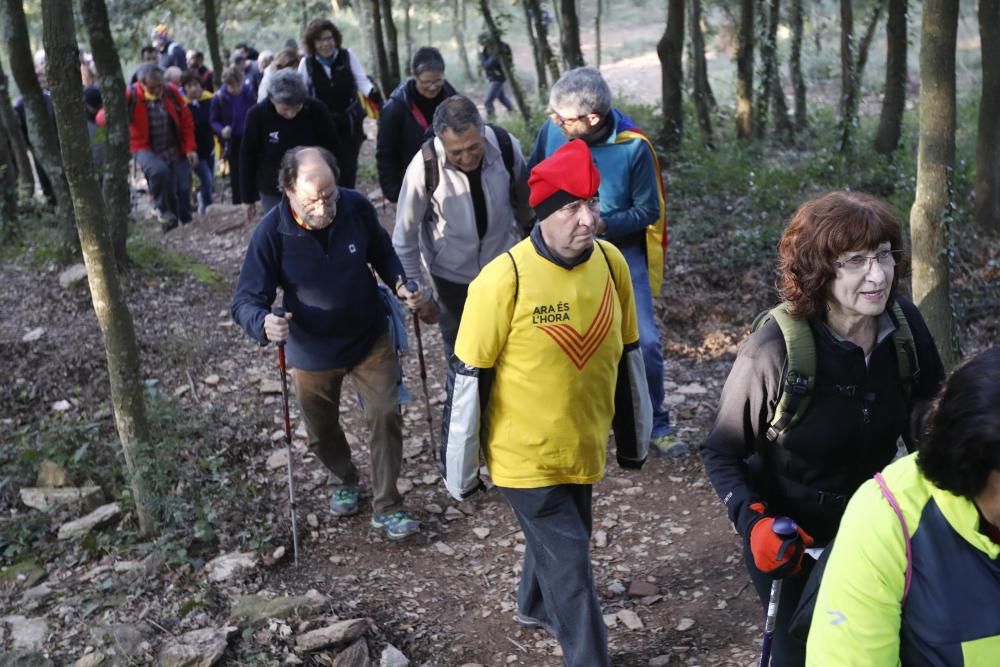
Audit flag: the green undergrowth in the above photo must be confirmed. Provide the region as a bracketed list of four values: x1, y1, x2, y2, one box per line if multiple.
[127, 229, 222, 287]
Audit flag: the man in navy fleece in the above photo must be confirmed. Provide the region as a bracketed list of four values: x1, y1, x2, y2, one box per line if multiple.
[231, 146, 426, 539]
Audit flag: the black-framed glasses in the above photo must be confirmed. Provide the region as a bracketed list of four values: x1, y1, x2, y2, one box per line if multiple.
[834, 249, 903, 273]
[549, 110, 589, 126]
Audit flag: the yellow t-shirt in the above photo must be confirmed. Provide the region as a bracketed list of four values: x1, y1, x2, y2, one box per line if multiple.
[455, 238, 639, 488]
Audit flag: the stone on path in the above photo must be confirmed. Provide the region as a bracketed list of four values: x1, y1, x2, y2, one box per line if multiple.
[617, 609, 644, 630]
[58, 264, 88, 288]
[229, 590, 327, 627]
[627, 580, 658, 598]
[21, 327, 45, 343]
[3, 615, 48, 651]
[36, 460, 68, 487]
[294, 619, 369, 652]
[20, 486, 101, 513]
[57, 503, 121, 540]
[74, 652, 106, 667]
[157, 626, 237, 667]
[204, 552, 259, 582]
[379, 644, 409, 667]
[675, 617, 696, 631]
[331, 638, 370, 667]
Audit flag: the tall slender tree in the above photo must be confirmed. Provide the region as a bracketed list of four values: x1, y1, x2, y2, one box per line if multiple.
[837, 0, 857, 152]
[975, 0, 1000, 231]
[689, 0, 714, 144]
[526, 0, 560, 84]
[479, 0, 532, 125]
[873, 0, 907, 154]
[0, 57, 35, 195]
[203, 0, 223, 91]
[522, 0, 549, 97]
[0, 0, 75, 247]
[380, 0, 401, 90]
[789, 0, 807, 129]
[854, 0, 886, 84]
[595, 0, 603, 68]
[911, 0, 959, 369]
[735, 0, 754, 138]
[403, 0, 414, 69]
[658, 0, 685, 149]
[558, 0, 585, 69]
[80, 0, 131, 268]
[454, 0, 476, 82]
[41, 0, 157, 534]
[769, 0, 793, 139]
[369, 0, 395, 93]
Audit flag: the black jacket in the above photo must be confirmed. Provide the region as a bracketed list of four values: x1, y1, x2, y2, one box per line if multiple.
[239, 97, 340, 201]
[479, 41, 511, 83]
[375, 78, 457, 202]
[188, 98, 215, 159]
[699, 298, 944, 546]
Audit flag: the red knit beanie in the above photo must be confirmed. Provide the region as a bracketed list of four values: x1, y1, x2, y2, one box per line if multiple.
[528, 139, 601, 220]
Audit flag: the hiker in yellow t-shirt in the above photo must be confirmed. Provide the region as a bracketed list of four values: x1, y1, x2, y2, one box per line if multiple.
[440, 139, 652, 667]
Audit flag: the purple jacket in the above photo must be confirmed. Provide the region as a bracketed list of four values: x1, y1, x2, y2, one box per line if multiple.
[210, 84, 255, 139]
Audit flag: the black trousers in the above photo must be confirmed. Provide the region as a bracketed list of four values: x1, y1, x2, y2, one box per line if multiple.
[430, 274, 469, 362]
[500, 485, 609, 667]
[226, 135, 244, 205]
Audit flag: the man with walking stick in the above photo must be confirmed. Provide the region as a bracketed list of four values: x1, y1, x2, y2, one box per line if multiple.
[232, 145, 423, 540]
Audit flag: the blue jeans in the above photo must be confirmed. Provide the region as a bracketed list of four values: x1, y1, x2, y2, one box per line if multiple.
[484, 80, 513, 118]
[500, 485, 609, 667]
[619, 242, 671, 438]
[193, 156, 214, 215]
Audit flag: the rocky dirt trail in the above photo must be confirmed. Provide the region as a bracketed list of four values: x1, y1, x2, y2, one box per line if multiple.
[0, 182, 768, 666]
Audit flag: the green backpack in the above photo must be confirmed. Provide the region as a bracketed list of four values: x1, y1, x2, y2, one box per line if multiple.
[750, 301, 919, 442]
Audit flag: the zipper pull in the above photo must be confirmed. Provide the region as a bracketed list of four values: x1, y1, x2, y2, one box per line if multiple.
[862, 391, 876, 424]
[862, 406, 870, 424]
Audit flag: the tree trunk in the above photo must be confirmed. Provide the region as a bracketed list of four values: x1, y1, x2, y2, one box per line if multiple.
[203, 0, 223, 91]
[768, 0, 793, 139]
[403, 0, 413, 71]
[975, 0, 1000, 231]
[910, 0, 959, 369]
[41, 0, 157, 535]
[0, 0, 75, 248]
[79, 0, 131, 269]
[527, 0, 560, 84]
[479, 0, 533, 126]
[658, 0, 685, 150]
[425, 0, 432, 45]
[873, 0, 907, 154]
[837, 0, 857, 152]
[789, 0, 807, 129]
[855, 0, 886, 86]
[0, 57, 35, 195]
[558, 0, 585, 69]
[369, 0, 393, 94]
[380, 0, 401, 91]
[689, 0, 714, 144]
[454, 0, 475, 81]
[595, 0, 603, 68]
[736, 0, 754, 138]
[522, 0, 548, 98]
[354, 0, 377, 77]
[755, 0, 775, 138]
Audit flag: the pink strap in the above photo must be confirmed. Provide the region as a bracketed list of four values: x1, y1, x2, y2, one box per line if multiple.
[874, 472, 912, 604]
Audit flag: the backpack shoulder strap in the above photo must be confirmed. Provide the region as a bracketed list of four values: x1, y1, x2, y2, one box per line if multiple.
[756, 302, 817, 442]
[873, 472, 913, 605]
[594, 240, 617, 289]
[505, 250, 519, 307]
[488, 124, 517, 209]
[421, 137, 439, 223]
[128, 82, 139, 120]
[889, 301, 919, 404]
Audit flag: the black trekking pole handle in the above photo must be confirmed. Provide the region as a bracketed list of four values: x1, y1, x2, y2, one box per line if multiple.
[271, 306, 299, 566]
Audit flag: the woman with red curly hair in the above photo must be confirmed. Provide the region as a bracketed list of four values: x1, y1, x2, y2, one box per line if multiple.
[700, 190, 945, 665]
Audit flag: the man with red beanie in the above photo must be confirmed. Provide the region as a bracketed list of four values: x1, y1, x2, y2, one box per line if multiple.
[440, 139, 652, 666]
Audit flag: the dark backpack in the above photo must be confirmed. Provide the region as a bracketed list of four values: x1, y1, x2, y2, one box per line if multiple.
[419, 124, 515, 223]
[750, 300, 919, 442]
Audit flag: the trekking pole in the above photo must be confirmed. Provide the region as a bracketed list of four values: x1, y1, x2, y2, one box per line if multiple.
[273, 306, 300, 567]
[759, 516, 800, 667]
[406, 280, 437, 458]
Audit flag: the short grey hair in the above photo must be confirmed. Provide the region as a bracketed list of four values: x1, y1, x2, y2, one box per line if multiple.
[432, 95, 482, 138]
[412, 47, 445, 75]
[136, 63, 163, 84]
[548, 67, 612, 117]
[278, 146, 340, 191]
[268, 69, 307, 107]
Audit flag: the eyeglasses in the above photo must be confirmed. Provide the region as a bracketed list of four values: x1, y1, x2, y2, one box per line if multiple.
[549, 110, 589, 126]
[296, 188, 339, 212]
[834, 249, 903, 273]
[316, 34, 337, 44]
[415, 76, 444, 88]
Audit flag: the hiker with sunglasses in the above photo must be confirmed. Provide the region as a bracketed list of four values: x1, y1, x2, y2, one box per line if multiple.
[700, 190, 945, 666]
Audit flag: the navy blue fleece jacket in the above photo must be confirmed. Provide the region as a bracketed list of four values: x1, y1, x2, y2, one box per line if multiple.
[231, 190, 407, 370]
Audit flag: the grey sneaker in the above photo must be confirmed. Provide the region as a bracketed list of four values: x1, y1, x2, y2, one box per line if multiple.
[371, 511, 420, 539]
[651, 434, 689, 458]
[329, 486, 360, 516]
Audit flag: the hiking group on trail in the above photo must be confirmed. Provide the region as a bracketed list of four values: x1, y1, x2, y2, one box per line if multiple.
[32, 15, 996, 666]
